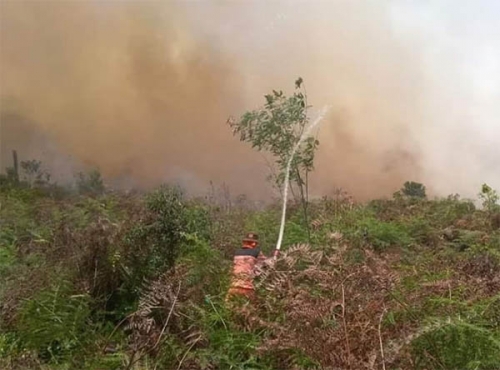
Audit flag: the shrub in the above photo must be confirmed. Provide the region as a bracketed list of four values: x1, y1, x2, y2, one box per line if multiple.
[0, 244, 16, 279]
[411, 319, 500, 369]
[0, 168, 20, 189]
[183, 202, 212, 242]
[185, 298, 267, 369]
[178, 233, 229, 299]
[405, 217, 439, 246]
[15, 280, 93, 363]
[76, 169, 105, 195]
[20, 160, 51, 188]
[450, 230, 486, 251]
[396, 181, 427, 199]
[356, 216, 413, 251]
[123, 185, 189, 290]
[429, 196, 476, 227]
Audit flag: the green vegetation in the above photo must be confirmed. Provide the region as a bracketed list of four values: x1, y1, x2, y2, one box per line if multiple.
[395, 181, 427, 199]
[1, 171, 500, 369]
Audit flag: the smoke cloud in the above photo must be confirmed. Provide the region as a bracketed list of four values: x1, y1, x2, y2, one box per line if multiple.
[1, 0, 499, 200]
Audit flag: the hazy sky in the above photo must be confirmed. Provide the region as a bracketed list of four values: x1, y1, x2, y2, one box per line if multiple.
[389, 0, 500, 196]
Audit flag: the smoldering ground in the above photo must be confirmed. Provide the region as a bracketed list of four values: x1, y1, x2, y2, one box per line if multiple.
[1, 1, 499, 199]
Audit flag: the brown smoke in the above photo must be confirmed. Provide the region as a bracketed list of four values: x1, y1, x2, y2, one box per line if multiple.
[1, 1, 267, 195]
[2, 1, 497, 200]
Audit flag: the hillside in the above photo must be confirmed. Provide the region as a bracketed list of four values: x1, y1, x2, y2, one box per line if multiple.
[1, 178, 500, 369]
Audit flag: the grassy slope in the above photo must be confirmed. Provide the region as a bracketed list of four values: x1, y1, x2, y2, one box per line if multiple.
[1, 185, 499, 369]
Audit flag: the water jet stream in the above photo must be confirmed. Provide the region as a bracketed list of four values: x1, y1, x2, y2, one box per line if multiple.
[274, 106, 329, 255]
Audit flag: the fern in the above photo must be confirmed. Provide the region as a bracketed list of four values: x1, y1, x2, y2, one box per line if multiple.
[310, 217, 325, 231]
[411, 318, 500, 369]
[256, 243, 328, 298]
[126, 272, 180, 347]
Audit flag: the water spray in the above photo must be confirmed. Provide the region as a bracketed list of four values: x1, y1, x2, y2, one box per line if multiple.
[274, 106, 330, 257]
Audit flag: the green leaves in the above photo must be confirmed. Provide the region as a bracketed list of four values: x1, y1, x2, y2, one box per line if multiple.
[411, 319, 500, 370]
[125, 185, 188, 279]
[356, 215, 414, 251]
[229, 78, 318, 193]
[229, 81, 319, 241]
[17, 281, 92, 363]
[479, 183, 499, 212]
[398, 181, 427, 199]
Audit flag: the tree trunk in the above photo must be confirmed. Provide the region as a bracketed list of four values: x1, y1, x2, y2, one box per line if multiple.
[12, 150, 19, 183]
[295, 168, 310, 242]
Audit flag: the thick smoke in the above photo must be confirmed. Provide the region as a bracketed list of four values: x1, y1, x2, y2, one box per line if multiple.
[1, 1, 499, 199]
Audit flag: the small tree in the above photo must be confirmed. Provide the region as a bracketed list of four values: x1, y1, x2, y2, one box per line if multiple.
[124, 185, 188, 287]
[76, 169, 105, 196]
[228, 78, 319, 239]
[478, 183, 499, 213]
[395, 181, 427, 199]
[20, 159, 51, 187]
